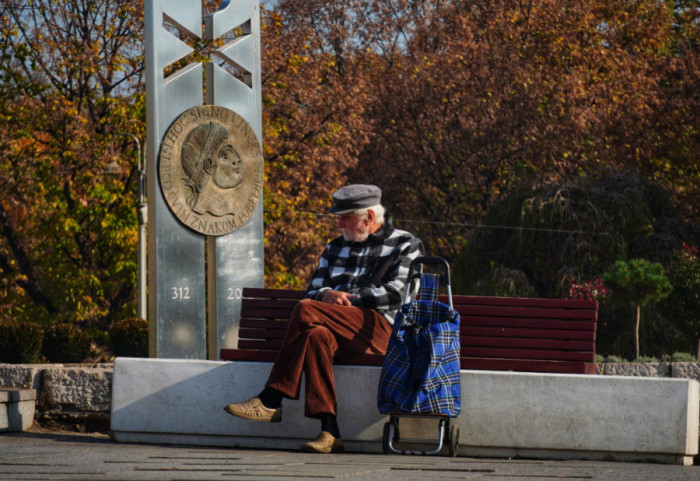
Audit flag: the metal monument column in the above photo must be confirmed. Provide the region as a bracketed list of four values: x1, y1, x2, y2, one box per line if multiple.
[204, 1, 264, 359]
[145, 0, 264, 359]
[146, 0, 206, 358]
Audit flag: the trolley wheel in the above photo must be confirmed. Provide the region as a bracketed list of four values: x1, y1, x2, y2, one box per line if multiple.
[382, 422, 391, 454]
[448, 424, 460, 457]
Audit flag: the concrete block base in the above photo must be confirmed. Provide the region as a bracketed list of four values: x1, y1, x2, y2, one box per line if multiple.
[111, 358, 699, 464]
[0, 388, 36, 432]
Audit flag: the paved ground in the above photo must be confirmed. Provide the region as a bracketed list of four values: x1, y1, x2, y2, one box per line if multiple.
[1, 430, 699, 481]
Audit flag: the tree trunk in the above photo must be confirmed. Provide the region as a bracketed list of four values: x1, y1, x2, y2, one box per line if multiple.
[635, 304, 641, 360]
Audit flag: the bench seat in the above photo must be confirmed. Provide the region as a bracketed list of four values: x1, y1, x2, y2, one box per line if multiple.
[220, 288, 598, 374]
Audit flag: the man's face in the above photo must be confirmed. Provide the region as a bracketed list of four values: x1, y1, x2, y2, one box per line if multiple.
[337, 212, 371, 242]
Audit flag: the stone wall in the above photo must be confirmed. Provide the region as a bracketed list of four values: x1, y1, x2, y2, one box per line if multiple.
[599, 362, 700, 380]
[0, 363, 112, 432]
[1, 361, 700, 433]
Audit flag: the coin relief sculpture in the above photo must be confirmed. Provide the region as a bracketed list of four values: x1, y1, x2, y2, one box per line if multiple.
[159, 105, 263, 236]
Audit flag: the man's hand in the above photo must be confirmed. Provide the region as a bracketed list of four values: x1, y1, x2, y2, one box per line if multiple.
[321, 290, 357, 306]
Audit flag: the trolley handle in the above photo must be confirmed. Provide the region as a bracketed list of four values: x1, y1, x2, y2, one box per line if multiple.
[404, 256, 453, 307]
[407, 256, 451, 286]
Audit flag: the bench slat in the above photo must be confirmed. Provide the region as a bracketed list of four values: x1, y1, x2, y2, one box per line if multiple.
[221, 349, 278, 363]
[242, 298, 301, 310]
[449, 295, 597, 310]
[462, 336, 594, 352]
[239, 328, 288, 341]
[460, 316, 596, 332]
[455, 305, 597, 321]
[238, 339, 284, 350]
[242, 288, 305, 300]
[240, 318, 290, 329]
[461, 347, 594, 362]
[241, 307, 297, 319]
[462, 326, 596, 341]
[461, 357, 596, 374]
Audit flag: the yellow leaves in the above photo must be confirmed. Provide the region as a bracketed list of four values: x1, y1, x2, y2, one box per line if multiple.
[287, 53, 309, 74]
[1, 22, 19, 39]
[63, 217, 80, 233]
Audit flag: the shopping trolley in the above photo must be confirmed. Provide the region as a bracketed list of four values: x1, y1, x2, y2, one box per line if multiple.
[377, 256, 461, 456]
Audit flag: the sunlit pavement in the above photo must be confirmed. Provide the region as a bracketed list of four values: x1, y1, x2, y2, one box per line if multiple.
[1, 430, 699, 481]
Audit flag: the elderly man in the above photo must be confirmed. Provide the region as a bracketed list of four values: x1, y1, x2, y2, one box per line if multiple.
[224, 184, 423, 453]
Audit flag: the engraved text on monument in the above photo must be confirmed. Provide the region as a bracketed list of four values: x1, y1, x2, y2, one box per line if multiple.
[159, 105, 263, 236]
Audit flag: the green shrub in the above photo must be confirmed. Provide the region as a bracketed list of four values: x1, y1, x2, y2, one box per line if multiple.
[633, 355, 660, 363]
[109, 317, 148, 357]
[599, 355, 627, 363]
[663, 352, 697, 363]
[0, 319, 43, 363]
[41, 323, 91, 363]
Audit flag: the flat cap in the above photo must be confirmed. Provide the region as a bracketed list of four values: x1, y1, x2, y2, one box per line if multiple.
[328, 184, 382, 215]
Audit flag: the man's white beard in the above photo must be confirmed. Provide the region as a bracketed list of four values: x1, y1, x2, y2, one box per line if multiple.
[343, 229, 369, 242]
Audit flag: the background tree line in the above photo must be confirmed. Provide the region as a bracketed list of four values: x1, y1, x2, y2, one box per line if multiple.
[0, 0, 698, 361]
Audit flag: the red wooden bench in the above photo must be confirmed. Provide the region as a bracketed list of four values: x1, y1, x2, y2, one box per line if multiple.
[220, 288, 598, 374]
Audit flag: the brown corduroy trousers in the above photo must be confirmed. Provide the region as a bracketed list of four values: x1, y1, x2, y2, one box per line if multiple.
[265, 299, 392, 417]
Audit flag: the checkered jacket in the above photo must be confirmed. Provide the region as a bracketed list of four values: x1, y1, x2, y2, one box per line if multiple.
[305, 219, 424, 324]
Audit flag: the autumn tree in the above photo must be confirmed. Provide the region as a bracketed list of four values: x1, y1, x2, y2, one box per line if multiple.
[260, 1, 375, 286]
[350, 0, 697, 261]
[0, 0, 145, 329]
[642, 1, 700, 222]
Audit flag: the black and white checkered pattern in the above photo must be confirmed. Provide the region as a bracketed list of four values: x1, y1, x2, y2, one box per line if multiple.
[305, 222, 424, 324]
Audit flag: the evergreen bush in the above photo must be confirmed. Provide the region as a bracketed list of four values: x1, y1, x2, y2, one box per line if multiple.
[41, 323, 91, 363]
[0, 319, 43, 364]
[109, 317, 148, 357]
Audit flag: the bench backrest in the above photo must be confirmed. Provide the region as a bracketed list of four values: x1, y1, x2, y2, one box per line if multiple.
[221, 288, 598, 374]
[453, 294, 597, 374]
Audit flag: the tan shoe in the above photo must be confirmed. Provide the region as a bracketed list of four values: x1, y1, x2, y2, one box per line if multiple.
[224, 397, 282, 422]
[302, 431, 344, 453]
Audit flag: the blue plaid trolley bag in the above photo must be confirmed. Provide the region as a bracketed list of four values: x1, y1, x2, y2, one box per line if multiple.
[377, 256, 461, 456]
